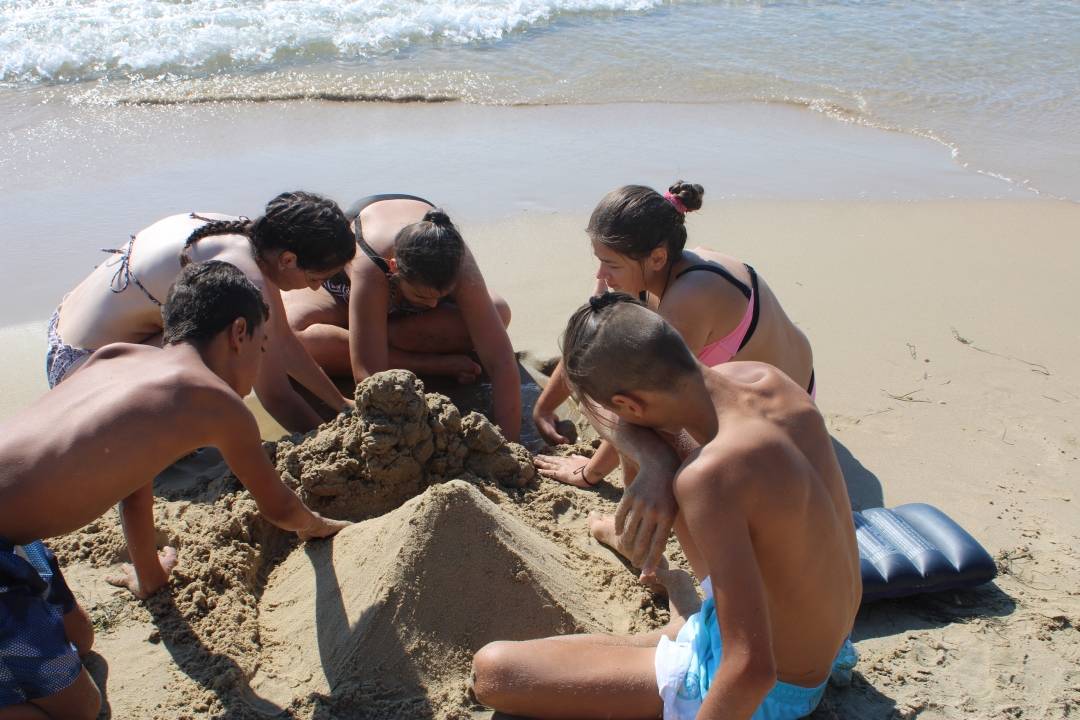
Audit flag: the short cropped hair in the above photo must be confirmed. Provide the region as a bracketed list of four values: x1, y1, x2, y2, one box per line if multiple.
[561, 292, 698, 405]
[162, 261, 270, 346]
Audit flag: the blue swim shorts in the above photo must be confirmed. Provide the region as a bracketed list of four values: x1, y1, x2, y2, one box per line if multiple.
[0, 539, 83, 707]
[654, 578, 857, 720]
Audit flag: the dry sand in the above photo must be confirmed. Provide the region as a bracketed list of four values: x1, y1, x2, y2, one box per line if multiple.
[42, 200, 1080, 719]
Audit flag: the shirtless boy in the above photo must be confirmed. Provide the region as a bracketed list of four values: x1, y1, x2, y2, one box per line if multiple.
[472, 293, 861, 720]
[0, 261, 348, 719]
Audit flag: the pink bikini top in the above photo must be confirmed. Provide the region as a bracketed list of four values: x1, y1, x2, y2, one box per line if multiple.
[674, 262, 760, 367]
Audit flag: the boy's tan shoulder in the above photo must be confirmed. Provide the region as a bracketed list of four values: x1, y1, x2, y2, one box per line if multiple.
[682, 421, 796, 495]
[155, 365, 246, 420]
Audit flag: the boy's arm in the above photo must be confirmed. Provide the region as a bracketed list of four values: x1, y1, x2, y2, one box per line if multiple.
[589, 410, 681, 575]
[532, 358, 571, 444]
[677, 462, 777, 720]
[110, 483, 177, 599]
[214, 397, 349, 539]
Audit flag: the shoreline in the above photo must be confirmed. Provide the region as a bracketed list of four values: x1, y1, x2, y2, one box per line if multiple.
[4, 198, 1077, 442]
[0, 98, 1035, 329]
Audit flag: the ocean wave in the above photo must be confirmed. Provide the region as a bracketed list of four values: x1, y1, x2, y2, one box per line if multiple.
[0, 0, 664, 85]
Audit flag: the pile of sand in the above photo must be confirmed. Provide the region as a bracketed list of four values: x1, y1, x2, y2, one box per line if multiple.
[252, 480, 617, 717]
[52, 370, 662, 719]
[274, 370, 535, 519]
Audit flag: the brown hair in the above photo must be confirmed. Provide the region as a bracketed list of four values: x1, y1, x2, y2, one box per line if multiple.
[394, 208, 465, 291]
[163, 261, 269, 347]
[181, 191, 356, 272]
[586, 180, 704, 262]
[561, 292, 698, 405]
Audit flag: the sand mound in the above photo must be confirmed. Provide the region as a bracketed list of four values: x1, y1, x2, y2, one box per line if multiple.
[251, 480, 613, 717]
[51, 370, 666, 718]
[275, 370, 535, 519]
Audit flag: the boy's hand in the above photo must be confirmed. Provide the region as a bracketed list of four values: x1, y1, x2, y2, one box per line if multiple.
[297, 513, 351, 541]
[106, 546, 178, 600]
[614, 463, 678, 577]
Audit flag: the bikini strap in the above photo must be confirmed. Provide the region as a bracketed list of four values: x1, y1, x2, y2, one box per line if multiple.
[737, 265, 761, 352]
[345, 193, 436, 221]
[357, 236, 393, 277]
[674, 263, 752, 300]
[101, 236, 163, 307]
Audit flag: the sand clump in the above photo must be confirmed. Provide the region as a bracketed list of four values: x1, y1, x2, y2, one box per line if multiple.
[274, 370, 535, 519]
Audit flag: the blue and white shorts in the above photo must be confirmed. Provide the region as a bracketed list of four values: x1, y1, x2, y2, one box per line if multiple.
[654, 578, 857, 720]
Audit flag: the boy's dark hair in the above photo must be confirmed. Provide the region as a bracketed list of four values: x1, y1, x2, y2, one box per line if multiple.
[181, 191, 356, 272]
[162, 261, 270, 346]
[562, 292, 698, 405]
[586, 181, 704, 261]
[394, 208, 465, 291]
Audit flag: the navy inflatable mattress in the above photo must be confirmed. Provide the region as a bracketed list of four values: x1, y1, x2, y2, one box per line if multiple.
[856, 503, 997, 603]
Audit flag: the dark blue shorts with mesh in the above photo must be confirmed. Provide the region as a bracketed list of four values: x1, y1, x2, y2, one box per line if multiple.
[0, 539, 82, 706]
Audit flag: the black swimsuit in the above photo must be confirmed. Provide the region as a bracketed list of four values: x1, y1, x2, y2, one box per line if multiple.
[323, 194, 436, 306]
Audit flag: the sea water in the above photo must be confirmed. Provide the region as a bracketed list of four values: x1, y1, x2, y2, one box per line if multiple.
[3, 0, 1079, 199]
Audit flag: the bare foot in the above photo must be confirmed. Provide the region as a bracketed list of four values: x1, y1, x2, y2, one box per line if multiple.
[106, 546, 179, 600]
[589, 513, 701, 621]
[644, 560, 702, 623]
[588, 512, 618, 549]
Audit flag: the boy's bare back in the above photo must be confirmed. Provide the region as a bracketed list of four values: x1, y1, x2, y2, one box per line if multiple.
[0, 343, 255, 544]
[678, 361, 861, 687]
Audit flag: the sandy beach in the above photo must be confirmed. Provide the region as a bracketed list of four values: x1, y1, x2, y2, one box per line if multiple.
[3, 5, 1079, 712]
[12, 192, 1074, 718]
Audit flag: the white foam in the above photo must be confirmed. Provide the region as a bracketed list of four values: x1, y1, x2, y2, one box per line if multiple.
[0, 0, 662, 84]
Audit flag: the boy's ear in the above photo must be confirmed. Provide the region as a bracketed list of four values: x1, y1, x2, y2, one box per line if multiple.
[610, 392, 646, 419]
[387, 257, 399, 274]
[228, 316, 249, 352]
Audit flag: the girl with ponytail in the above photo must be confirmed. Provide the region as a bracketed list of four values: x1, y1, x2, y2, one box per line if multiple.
[533, 180, 815, 497]
[284, 194, 521, 441]
[47, 191, 356, 432]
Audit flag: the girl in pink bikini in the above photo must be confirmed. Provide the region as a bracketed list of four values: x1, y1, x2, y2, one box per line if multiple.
[533, 181, 815, 487]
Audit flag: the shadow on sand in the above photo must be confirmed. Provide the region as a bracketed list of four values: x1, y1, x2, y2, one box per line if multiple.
[303, 542, 434, 720]
[831, 436, 884, 511]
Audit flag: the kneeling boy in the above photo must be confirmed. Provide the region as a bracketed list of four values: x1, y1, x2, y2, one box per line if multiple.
[0, 262, 349, 719]
[472, 293, 861, 720]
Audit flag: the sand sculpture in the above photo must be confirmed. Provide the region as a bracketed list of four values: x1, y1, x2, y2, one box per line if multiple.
[274, 370, 536, 519]
[51, 370, 663, 718]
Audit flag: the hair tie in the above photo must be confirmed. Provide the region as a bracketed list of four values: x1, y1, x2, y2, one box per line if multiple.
[588, 295, 604, 312]
[663, 191, 688, 215]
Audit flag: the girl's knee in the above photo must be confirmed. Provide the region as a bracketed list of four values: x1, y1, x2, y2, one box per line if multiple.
[286, 307, 316, 333]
